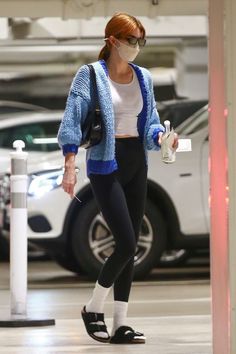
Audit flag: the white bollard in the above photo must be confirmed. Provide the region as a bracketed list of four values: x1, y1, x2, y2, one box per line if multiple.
[0, 140, 55, 327]
[10, 140, 28, 317]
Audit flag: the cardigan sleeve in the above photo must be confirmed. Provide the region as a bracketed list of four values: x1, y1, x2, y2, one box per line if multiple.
[144, 73, 165, 151]
[57, 65, 90, 155]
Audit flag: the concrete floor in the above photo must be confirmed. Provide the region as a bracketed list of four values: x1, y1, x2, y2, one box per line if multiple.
[0, 261, 212, 353]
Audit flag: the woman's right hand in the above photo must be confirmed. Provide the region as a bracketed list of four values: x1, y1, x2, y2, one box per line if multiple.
[62, 167, 77, 197]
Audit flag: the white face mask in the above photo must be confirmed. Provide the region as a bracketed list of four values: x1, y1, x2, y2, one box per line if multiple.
[116, 40, 140, 62]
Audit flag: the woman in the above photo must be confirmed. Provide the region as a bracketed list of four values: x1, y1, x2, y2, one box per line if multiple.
[58, 12, 178, 344]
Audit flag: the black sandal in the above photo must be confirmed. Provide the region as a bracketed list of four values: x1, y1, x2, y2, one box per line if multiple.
[81, 306, 110, 343]
[110, 326, 146, 344]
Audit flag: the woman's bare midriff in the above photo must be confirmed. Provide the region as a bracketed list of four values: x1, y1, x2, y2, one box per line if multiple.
[115, 135, 138, 138]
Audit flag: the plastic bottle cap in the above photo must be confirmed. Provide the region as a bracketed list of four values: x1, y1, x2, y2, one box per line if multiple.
[164, 120, 171, 133]
[13, 140, 25, 152]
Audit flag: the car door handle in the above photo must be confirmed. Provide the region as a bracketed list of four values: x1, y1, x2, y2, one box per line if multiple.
[179, 173, 192, 177]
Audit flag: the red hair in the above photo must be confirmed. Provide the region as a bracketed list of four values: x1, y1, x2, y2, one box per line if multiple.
[98, 13, 146, 61]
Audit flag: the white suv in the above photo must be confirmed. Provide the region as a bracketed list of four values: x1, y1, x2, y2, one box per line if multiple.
[0, 106, 209, 279]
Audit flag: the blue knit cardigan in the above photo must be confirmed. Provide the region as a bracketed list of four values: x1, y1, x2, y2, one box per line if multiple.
[57, 59, 165, 176]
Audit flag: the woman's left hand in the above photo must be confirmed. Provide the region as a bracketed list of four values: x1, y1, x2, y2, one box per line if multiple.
[158, 132, 179, 150]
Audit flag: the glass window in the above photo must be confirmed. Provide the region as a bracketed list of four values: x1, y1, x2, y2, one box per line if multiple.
[0, 120, 60, 152]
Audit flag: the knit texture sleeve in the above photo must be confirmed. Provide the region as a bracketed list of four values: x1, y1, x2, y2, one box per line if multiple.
[144, 71, 165, 151]
[57, 65, 90, 155]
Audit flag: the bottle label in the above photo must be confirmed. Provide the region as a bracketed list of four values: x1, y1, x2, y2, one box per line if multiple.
[161, 129, 176, 164]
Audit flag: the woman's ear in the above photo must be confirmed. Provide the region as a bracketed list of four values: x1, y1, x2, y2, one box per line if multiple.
[108, 35, 117, 47]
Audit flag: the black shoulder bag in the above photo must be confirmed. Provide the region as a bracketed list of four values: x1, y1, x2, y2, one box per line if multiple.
[80, 64, 103, 149]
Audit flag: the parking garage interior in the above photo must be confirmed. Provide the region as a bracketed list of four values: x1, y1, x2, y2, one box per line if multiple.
[0, 1, 236, 353]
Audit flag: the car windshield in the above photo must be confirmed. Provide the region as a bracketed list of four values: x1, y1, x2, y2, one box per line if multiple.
[176, 105, 208, 136]
[0, 120, 60, 152]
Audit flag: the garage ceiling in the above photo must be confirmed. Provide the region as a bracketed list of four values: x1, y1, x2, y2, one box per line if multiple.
[0, 0, 207, 18]
[0, 0, 208, 104]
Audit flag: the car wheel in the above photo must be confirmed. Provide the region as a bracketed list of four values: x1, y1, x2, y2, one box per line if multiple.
[71, 198, 166, 280]
[158, 249, 190, 267]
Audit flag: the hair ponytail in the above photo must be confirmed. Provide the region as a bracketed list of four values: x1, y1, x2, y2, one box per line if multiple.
[98, 44, 110, 61]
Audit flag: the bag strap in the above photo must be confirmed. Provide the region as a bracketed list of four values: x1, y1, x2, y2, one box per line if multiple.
[87, 64, 100, 111]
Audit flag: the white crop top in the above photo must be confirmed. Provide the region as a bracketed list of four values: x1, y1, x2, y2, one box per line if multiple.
[108, 69, 143, 136]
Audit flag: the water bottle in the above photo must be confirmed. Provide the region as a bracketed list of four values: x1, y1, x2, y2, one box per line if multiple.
[161, 120, 176, 164]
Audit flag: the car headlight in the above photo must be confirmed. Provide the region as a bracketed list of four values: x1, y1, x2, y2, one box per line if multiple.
[28, 169, 63, 198]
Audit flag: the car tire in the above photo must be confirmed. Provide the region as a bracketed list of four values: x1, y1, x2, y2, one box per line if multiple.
[71, 198, 167, 280]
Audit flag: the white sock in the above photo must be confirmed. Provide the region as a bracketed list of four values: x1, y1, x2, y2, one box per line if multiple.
[111, 301, 128, 336]
[85, 282, 111, 339]
[86, 281, 111, 313]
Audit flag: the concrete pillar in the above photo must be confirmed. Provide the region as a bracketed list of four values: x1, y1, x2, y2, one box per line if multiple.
[0, 18, 8, 39]
[208, 0, 228, 353]
[209, 0, 236, 353]
[175, 42, 208, 99]
[225, 0, 236, 352]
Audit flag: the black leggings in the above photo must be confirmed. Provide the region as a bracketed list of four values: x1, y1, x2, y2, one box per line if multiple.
[89, 137, 147, 302]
